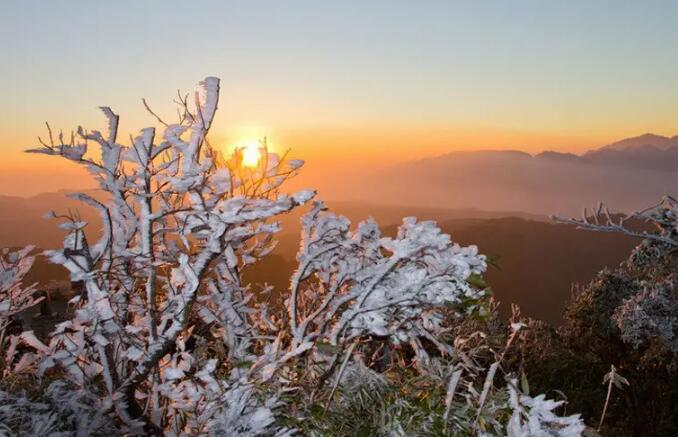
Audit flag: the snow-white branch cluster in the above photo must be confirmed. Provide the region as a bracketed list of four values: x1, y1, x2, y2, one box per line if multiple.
[251, 201, 488, 380]
[0, 246, 39, 325]
[0, 246, 42, 373]
[503, 378, 585, 437]
[24, 77, 312, 434]
[553, 196, 678, 248]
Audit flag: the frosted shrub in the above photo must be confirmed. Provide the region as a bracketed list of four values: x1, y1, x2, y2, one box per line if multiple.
[613, 279, 678, 355]
[553, 195, 678, 433]
[252, 202, 489, 380]
[0, 246, 39, 322]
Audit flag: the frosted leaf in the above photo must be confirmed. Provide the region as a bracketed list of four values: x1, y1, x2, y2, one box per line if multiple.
[20, 331, 49, 353]
[92, 333, 110, 346]
[125, 346, 144, 362]
[68, 295, 81, 304]
[164, 367, 186, 380]
[212, 168, 232, 194]
[208, 384, 292, 437]
[291, 189, 315, 205]
[286, 159, 304, 170]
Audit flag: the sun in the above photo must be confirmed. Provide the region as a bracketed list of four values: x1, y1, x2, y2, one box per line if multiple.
[241, 144, 261, 167]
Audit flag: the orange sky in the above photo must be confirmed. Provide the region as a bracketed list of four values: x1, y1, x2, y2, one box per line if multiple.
[0, 121, 652, 197]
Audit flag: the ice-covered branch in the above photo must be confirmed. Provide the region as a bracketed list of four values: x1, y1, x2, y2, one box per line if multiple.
[552, 196, 678, 248]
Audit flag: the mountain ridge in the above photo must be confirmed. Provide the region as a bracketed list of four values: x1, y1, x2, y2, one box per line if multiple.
[598, 132, 678, 151]
[354, 133, 678, 216]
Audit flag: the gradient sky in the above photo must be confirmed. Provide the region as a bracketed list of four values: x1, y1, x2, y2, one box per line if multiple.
[2, 0, 678, 195]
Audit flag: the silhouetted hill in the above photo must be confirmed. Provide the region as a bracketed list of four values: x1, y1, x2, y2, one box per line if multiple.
[361, 145, 678, 215]
[0, 190, 101, 248]
[534, 151, 580, 163]
[598, 133, 678, 151]
[541, 133, 678, 172]
[433, 217, 638, 324]
[582, 145, 678, 172]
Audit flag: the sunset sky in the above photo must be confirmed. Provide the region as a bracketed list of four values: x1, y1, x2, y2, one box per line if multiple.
[2, 0, 678, 196]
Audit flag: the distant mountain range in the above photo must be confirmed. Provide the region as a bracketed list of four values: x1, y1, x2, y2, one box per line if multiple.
[346, 134, 678, 216]
[540, 133, 678, 172]
[597, 132, 678, 151]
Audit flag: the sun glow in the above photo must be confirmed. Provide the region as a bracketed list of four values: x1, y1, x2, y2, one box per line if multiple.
[241, 144, 261, 167]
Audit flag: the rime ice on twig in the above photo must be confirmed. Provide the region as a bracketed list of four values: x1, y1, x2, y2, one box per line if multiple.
[552, 196, 678, 248]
